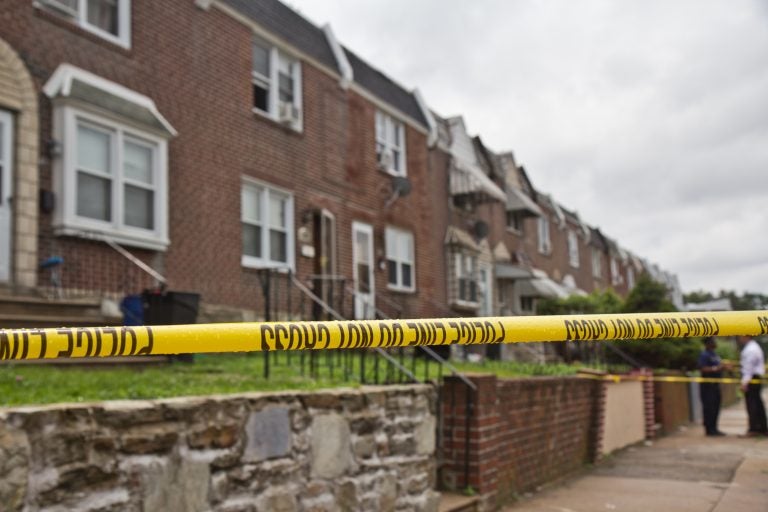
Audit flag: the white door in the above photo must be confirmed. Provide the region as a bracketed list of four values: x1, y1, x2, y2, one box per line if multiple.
[352, 222, 375, 319]
[478, 264, 494, 317]
[0, 110, 12, 283]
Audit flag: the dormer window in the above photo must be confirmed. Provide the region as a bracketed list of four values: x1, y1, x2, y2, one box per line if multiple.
[39, 0, 131, 48]
[375, 111, 406, 176]
[252, 37, 302, 130]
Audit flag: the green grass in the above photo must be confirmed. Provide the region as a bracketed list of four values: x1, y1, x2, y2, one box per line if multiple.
[0, 351, 596, 407]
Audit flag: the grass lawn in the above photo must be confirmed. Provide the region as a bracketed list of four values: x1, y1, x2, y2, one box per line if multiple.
[0, 350, 593, 407]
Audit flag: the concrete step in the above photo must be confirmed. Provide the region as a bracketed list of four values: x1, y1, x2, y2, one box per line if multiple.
[438, 492, 479, 512]
[0, 291, 122, 329]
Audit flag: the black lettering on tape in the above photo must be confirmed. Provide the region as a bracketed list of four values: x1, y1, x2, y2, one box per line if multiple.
[77, 328, 94, 357]
[260, 325, 274, 351]
[102, 327, 118, 356]
[57, 328, 74, 358]
[0, 331, 9, 360]
[31, 329, 47, 359]
[137, 327, 154, 355]
[274, 325, 288, 351]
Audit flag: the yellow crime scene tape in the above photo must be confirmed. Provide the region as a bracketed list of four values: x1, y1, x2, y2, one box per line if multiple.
[1, 310, 767, 362]
[575, 373, 763, 385]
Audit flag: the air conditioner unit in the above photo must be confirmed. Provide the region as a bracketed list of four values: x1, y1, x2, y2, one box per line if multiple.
[378, 148, 394, 171]
[278, 102, 300, 125]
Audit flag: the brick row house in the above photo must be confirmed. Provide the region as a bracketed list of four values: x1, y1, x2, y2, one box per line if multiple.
[0, 0, 682, 343]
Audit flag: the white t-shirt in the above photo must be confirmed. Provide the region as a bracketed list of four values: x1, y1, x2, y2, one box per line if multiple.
[740, 339, 766, 386]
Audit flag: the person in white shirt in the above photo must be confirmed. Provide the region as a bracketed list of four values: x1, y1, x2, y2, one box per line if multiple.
[736, 335, 767, 436]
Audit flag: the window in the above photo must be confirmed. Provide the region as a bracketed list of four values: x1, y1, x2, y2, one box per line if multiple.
[455, 252, 478, 305]
[55, 106, 168, 249]
[592, 248, 602, 279]
[252, 37, 302, 129]
[610, 257, 622, 286]
[241, 180, 294, 269]
[520, 296, 535, 314]
[537, 217, 551, 254]
[627, 266, 636, 290]
[40, 0, 131, 47]
[506, 211, 525, 234]
[567, 230, 579, 268]
[385, 227, 415, 291]
[375, 111, 406, 176]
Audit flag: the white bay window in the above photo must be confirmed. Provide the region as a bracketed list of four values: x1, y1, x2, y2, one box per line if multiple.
[55, 106, 168, 249]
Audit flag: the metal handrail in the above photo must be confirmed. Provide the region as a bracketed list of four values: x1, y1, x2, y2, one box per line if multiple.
[289, 274, 420, 383]
[345, 285, 478, 391]
[67, 229, 167, 286]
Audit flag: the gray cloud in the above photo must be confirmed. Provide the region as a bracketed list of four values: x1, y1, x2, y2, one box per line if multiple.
[289, 0, 768, 295]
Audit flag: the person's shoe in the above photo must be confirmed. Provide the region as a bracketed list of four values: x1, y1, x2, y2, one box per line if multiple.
[706, 431, 727, 437]
[737, 431, 762, 438]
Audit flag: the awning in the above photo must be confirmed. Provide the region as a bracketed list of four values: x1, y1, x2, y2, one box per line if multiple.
[44, 64, 177, 137]
[444, 226, 481, 252]
[506, 187, 542, 217]
[495, 263, 533, 280]
[449, 158, 506, 202]
[517, 277, 569, 299]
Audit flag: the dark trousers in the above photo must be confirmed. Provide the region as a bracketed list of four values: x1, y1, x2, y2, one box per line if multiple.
[745, 377, 767, 434]
[700, 383, 721, 434]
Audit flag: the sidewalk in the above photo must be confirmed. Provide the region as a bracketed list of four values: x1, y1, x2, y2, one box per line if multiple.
[504, 391, 768, 512]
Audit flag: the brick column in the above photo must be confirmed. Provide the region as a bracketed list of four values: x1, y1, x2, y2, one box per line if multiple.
[631, 368, 656, 440]
[440, 374, 500, 503]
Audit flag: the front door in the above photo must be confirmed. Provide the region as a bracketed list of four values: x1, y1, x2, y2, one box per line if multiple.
[312, 209, 337, 316]
[0, 110, 13, 283]
[352, 222, 375, 319]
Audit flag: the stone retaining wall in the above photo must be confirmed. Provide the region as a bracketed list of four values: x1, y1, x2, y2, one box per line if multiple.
[0, 385, 438, 512]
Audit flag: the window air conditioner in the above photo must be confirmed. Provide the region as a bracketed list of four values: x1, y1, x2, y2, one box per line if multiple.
[378, 148, 394, 171]
[278, 102, 300, 125]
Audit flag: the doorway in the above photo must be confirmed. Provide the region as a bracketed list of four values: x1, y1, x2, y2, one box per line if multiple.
[352, 221, 375, 319]
[0, 110, 13, 283]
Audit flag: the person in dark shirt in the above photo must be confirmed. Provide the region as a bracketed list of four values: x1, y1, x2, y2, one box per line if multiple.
[698, 337, 725, 436]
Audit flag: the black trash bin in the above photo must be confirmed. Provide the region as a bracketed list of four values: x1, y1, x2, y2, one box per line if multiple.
[143, 290, 200, 362]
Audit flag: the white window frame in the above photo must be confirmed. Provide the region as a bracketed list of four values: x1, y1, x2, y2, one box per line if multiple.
[627, 266, 635, 290]
[53, 105, 168, 250]
[592, 248, 602, 279]
[375, 111, 407, 177]
[251, 37, 303, 131]
[610, 257, 622, 286]
[385, 226, 415, 292]
[537, 217, 551, 254]
[38, 0, 132, 48]
[241, 177, 295, 271]
[567, 230, 579, 268]
[454, 251, 479, 307]
[520, 296, 535, 314]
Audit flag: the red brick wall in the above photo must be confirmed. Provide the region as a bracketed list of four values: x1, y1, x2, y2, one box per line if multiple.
[3, 0, 437, 318]
[441, 374, 603, 508]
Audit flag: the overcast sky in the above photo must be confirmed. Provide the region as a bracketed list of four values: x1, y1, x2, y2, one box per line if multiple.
[288, 0, 768, 296]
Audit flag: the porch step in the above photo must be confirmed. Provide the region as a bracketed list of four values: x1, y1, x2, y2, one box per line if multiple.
[0, 294, 121, 329]
[438, 492, 479, 512]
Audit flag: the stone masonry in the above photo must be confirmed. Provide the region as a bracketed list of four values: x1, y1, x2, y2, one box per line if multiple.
[0, 385, 439, 512]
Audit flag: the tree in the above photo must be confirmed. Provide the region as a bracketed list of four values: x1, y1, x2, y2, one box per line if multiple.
[622, 274, 676, 313]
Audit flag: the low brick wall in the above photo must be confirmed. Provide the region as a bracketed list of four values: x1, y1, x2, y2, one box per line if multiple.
[440, 375, 602, 510]
[0, 385, 439, 512]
